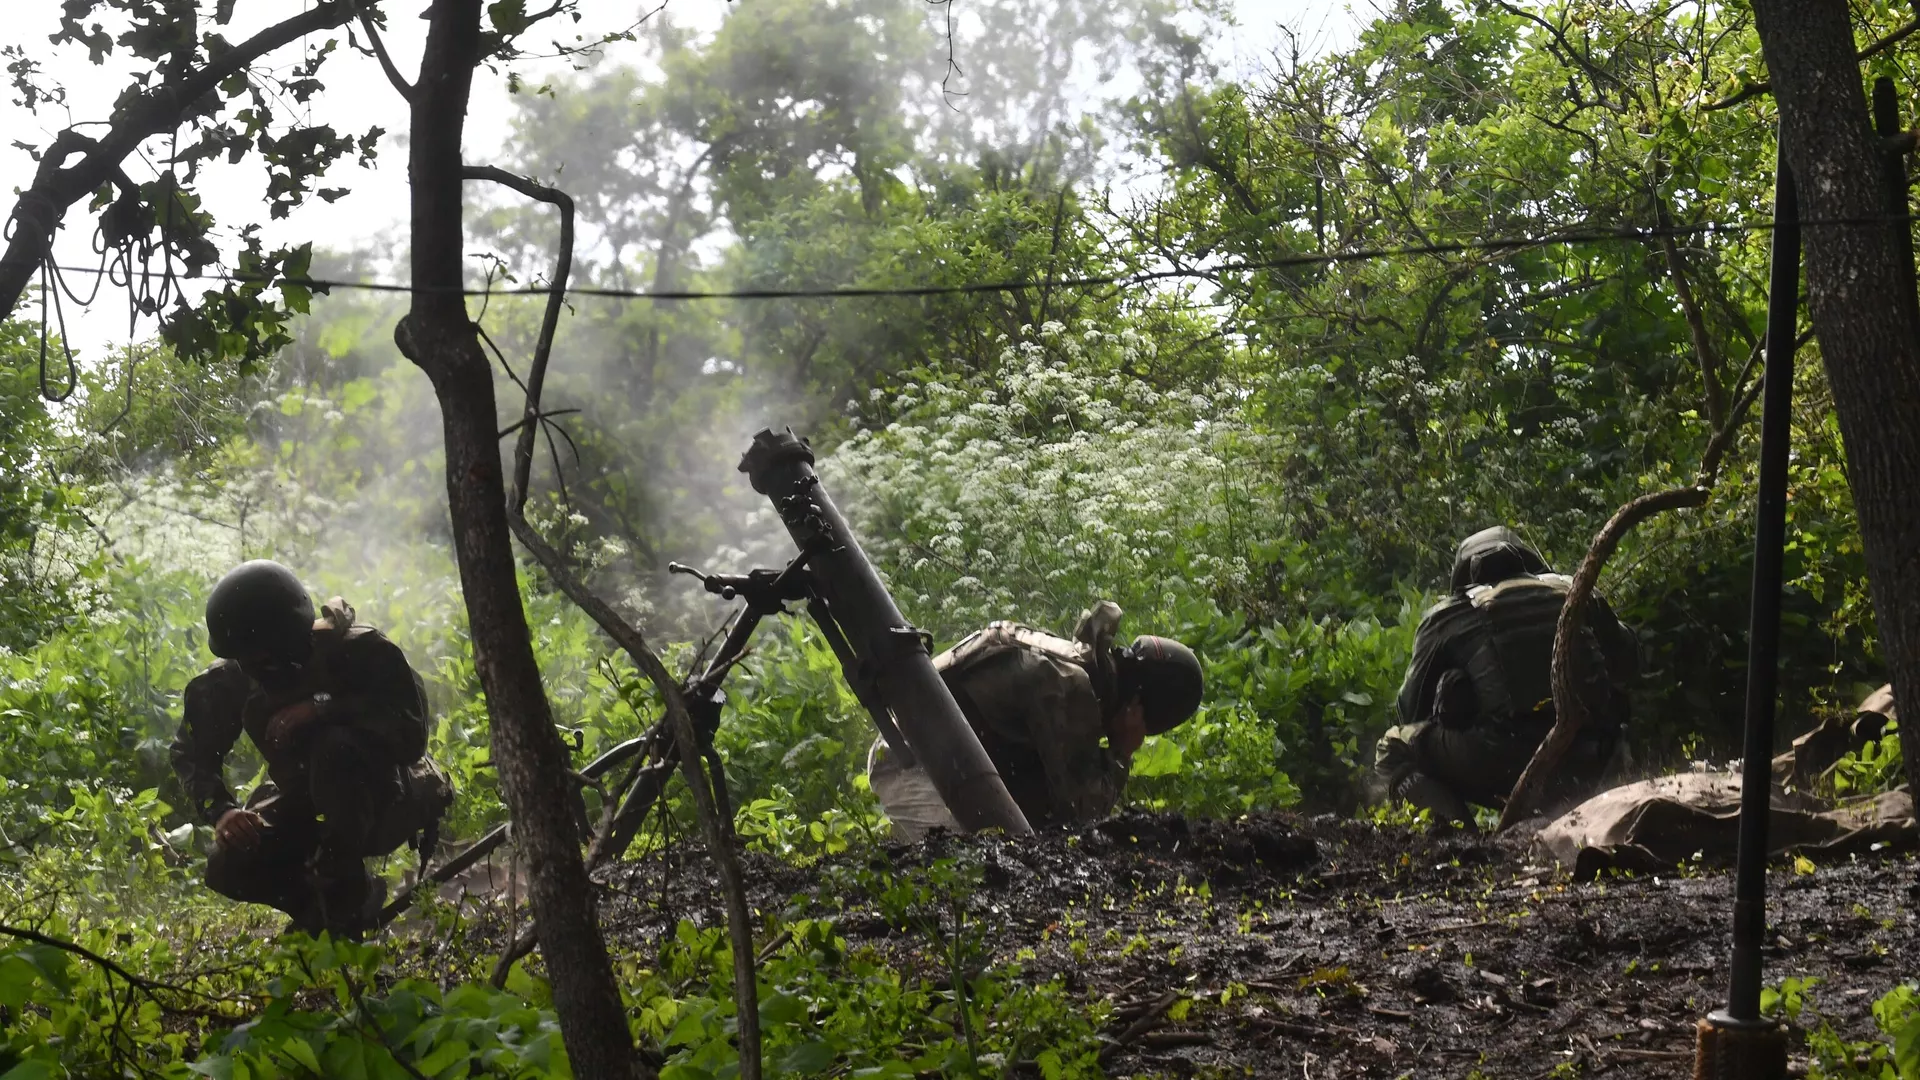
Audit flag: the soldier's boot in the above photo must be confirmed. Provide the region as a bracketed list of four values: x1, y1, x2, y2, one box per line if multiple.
[1394, 770, 1475, 827]
[311, 850, 382, 941]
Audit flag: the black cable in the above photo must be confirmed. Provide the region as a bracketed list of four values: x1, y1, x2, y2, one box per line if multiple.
[40, 212, 1900, 305]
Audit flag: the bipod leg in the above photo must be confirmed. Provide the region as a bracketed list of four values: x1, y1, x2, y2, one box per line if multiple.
[492, 739, 681, 983]
[379, 822, 510, 926]
[809, 595, 915, 766]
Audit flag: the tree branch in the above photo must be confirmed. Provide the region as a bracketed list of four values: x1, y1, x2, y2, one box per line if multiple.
[479, 158, 757, 1078]
[505, 512, 764, 1080]
[1704, 18, 1920, 111]
[1490, 0, 1621, 93]
[0, 923, 172, 994]
[460, 165, 574, 512]
[355, 1, 416, 101]
[1696, 328, 1813, 487]
[1498, 485, 1711, 830]
[1, 1, 357, 316]
[1655, 201, 1727, 429]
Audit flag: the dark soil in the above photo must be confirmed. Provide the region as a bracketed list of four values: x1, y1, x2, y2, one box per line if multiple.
[442, 811, 1919, 1079]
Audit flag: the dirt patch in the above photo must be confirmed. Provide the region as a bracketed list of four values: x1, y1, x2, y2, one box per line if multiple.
[434, 811, 1919, 1078]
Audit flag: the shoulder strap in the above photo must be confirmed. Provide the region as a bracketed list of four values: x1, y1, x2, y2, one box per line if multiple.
[933, 622, 1090, 678]
[1468, 573, 1570, 609]
[305, 596, 358, 691]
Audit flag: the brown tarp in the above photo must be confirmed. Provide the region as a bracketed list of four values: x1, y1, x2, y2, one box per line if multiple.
[1536, 772, 1914, 877]
[1771, 683, 1898, 790]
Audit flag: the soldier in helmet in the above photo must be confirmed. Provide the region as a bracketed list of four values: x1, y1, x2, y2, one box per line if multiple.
[170, 560, 450, 937]
[868, 601, 1205, 840]
[1372, 527, 1639, 824]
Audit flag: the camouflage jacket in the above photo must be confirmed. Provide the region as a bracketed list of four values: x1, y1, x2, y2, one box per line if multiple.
[1395, 573, 1638, 735]
[934, 613, 1128, 828]
[170, 603, 430, 824]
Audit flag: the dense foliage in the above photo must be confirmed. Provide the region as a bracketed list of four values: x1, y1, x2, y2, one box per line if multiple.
[0, 0, 1914, 1074]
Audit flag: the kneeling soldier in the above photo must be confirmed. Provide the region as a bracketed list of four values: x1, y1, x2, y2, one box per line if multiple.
[171, 560, 450, 937]
[869, 601, 1204, 840]
[1373, 527, 1638, 823]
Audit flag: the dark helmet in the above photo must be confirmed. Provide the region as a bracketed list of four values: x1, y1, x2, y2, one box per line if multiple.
[206, 560, 315, 661]
[1448, 525, 1550, 595]
[1119, 635, 1204, 735]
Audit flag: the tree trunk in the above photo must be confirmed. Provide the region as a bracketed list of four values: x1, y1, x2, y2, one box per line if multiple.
[394, 3, 639, 1075]
[1749, 1, 1920, 791]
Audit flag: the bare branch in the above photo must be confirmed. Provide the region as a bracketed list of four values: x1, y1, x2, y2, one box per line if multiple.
[461, 165, 574, 513]
[1696, 326, 1814, 487]
[504, 512, 764, 1080]
[354, 1, 416, 102]
[0, 923, 173, 994]
[476, 155, 750, 1064]
[1655, 200, 1727, 429]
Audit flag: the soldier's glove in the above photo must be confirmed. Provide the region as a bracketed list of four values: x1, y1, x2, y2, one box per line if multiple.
[263, 696, 329, 757]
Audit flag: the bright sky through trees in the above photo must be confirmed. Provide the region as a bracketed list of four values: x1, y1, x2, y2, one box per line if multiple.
[0, 0, 1356, 359]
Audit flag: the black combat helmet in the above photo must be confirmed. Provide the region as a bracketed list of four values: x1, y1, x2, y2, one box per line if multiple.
[1120, 635, 1204, 735]
[1448, 526, 1550, 595]
[206, 560, 315, 661]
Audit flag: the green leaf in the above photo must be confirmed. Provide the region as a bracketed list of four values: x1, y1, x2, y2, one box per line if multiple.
[488, 0, 530, 34]
[758, 991, 805, 1027]
[779, 1040, 836, 1075]
[282, 1039, 322, 1075]
[1130, 737, 1184, 778]
[414, 1039, 471, 1076]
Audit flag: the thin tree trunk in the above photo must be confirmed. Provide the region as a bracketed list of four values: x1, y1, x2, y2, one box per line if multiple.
[1749, 0, 1920, 791]
[393, 3, 639, 1075]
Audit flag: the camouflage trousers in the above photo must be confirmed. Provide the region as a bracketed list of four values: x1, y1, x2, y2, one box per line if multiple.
[1372, 714, 1621, 824]
[206, 727, 437, 937]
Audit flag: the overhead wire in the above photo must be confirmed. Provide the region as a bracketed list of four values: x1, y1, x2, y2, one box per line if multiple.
[36, 212, 1886, 306]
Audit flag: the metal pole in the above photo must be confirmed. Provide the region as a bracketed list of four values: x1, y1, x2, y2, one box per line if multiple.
[1873, 77, 1919, 309]
[739, 428, 1032, 835]
[1720, 133, 1799, 1026]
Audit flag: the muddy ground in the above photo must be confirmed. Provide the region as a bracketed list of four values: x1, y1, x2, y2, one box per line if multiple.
[439, 812, 1918, 1078]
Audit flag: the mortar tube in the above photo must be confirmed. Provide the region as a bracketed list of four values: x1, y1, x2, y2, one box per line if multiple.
[738, 429, 1032, 836]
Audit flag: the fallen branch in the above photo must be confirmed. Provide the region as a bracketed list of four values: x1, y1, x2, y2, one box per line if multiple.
[1607, 1047, 1695, 1061]
[1405, 918, 1500, 938]
[1252, 1016, 1358, 1041]
[1499, 485, 1711, 829]
[1099, 990, 1182, 1062]
[1137, 1032, 1212, 1049]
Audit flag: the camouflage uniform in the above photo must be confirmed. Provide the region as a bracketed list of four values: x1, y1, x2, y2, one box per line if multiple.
[171, 601, 446, 935]
[1374, 529, 1638, 822]
[869, 604, 1130, 839]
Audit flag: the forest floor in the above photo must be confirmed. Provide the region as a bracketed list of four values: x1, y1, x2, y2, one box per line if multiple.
[443, 811, 1918, 1079]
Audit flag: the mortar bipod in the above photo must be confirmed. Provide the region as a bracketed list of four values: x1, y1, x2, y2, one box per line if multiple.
[667, 553, 916, 766]
[383, 545, 941, 930]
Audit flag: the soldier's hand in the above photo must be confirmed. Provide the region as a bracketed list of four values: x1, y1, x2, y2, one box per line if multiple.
[215, 808, 266, 852]
[264, 699, 323, 751]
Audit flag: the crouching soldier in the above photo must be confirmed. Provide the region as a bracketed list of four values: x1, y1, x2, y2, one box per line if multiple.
[1372, 527, 1638, 824]
[868, 601, 1204, 840]
[171, 560, 452, 937]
